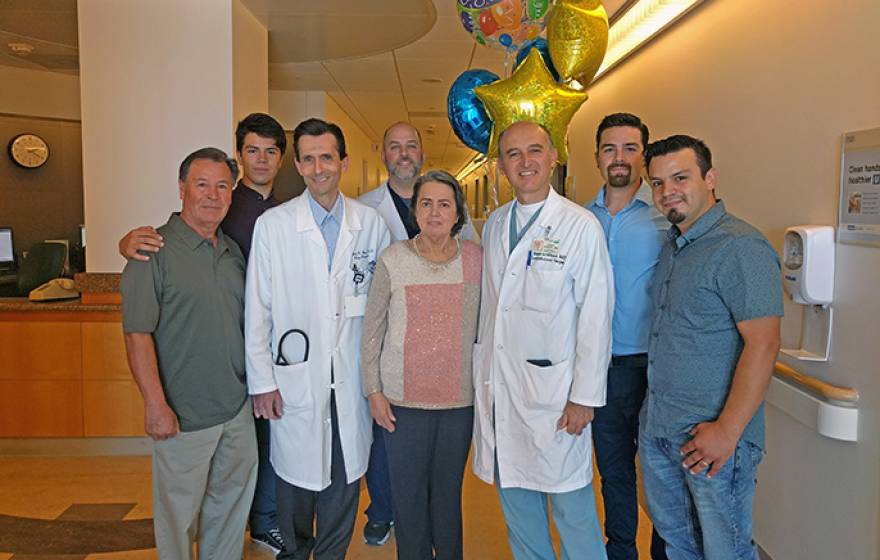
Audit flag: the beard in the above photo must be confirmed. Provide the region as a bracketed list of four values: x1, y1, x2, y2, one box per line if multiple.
[606, 164, 632, 188]
[666, 208, 686, 225]
[389, 157, 421, 181]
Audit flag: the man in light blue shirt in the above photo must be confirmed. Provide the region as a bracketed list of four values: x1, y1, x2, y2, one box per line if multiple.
[586, 113, 667, 560]
[640, 135, 781, 560]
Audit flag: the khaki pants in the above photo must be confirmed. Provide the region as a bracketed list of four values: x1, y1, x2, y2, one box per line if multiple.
[152, 402, 258, 560]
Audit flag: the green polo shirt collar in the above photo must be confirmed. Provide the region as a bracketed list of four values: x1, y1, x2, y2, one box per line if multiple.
[166, 212, 233, 253]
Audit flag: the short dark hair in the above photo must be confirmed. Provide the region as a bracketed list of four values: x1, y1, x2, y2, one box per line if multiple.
[235, 112, 287, 155]
[595, 113, 649, 151]
[411, 170, 468, 237]
[178, 147, 238, 182]
[646, 135, 713, 178]
[293, 118, 347, 161]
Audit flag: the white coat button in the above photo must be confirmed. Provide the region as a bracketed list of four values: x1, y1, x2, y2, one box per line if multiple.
[496, 344, 503, 350]
[504, 307, 509, 312]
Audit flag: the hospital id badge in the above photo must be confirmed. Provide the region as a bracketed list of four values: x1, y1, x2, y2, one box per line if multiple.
[344, 294, 367, 317]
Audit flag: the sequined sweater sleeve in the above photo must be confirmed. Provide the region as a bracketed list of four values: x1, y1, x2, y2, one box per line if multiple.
[361, 256, 392, 397]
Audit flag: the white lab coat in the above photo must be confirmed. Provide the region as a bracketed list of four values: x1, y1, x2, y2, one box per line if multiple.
[359, 182, 479, 242]
[472, 188, 614, 493]
[245, 192, 391, 491]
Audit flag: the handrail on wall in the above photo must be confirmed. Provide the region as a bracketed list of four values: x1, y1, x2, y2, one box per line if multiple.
[774, 361, 859, 404]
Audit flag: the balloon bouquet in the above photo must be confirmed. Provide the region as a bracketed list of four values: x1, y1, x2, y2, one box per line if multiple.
[448, 0, 609, 208]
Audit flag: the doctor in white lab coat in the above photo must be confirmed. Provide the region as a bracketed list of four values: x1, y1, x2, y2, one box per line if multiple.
[473, 122, 614, 560]
[246, 118, 390, 560]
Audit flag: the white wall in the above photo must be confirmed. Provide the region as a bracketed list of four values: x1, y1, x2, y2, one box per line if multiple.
[78, 0, 266, 272]
[0, 66, 80, 121]
[563, 1, 880, 558]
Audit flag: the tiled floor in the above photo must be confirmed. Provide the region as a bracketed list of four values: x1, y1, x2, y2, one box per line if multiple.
[0, 454, 654, 559]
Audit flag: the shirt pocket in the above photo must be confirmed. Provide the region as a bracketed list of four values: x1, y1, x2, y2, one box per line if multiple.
[522, 268, 565, 313]
[273, 362, 312, 411]
[521, 359, 571, 411]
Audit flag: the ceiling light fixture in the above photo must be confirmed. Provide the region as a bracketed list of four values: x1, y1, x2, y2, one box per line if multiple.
[8, 42, 35, 57]
[455, 154, 488, 182]
[593, 0, 704, 80]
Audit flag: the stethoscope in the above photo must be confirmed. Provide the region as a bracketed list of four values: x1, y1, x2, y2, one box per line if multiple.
[275, 329, 309, 366]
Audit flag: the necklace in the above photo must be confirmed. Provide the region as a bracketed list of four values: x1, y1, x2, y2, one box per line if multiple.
[413, 234, 459, 272]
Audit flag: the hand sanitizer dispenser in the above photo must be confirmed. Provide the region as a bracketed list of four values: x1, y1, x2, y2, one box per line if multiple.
[783, 226, 835, 305]
[781, 226, 835, 361]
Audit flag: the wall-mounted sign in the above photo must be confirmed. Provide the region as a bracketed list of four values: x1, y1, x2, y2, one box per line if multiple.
[839, 127, 880, 246]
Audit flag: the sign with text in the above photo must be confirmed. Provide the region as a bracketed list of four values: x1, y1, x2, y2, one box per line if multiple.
[840, 127, 880, 246]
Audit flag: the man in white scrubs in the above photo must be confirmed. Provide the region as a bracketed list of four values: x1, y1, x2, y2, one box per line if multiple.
[245, 118, 390, 560]
[472, 121, 614, 560]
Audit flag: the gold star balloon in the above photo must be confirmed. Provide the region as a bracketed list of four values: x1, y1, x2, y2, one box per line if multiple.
[474, 48, 587, 163]
[547, 0, 609, 85]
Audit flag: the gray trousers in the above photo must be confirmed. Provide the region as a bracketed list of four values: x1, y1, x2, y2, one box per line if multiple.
[276, 392, 360, 560]
[152, 401, 258, 560]
[385, 405, 474, 560]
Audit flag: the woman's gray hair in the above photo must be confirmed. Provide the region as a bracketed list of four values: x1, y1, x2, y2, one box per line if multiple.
[410, 169, 468, 237]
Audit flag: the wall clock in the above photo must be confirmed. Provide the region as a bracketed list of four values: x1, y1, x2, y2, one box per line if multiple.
[8, 133, 49, 168]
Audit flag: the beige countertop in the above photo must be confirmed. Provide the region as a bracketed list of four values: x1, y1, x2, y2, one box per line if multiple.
[74, 273, 121, 294]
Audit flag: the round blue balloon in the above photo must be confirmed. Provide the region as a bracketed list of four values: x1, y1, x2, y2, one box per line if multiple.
[514, 37, 559, 81]
[447, 69, 499, 154]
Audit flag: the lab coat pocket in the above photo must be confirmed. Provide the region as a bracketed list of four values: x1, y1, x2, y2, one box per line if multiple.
[273, 362, 312, 411]
[344, 294, 368, 318]
[522, 359, 571, 411]
[523, 268, 565, 313]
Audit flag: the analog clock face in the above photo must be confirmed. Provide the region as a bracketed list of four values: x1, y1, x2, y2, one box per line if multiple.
[8, 134, 49, 168]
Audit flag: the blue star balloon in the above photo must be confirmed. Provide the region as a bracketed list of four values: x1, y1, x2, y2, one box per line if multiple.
[447, 69, 500, 154]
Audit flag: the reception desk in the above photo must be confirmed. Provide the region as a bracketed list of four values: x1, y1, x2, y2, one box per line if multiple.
[0, 276, 144, 438]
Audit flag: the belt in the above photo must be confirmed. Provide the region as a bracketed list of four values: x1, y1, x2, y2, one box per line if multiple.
[610, 353, 648, 367]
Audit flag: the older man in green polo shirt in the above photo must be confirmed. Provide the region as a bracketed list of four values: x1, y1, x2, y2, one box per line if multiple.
[121, 147, 257, 560]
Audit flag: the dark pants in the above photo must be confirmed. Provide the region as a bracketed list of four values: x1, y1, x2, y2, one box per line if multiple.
[249, 416, 278, 533]
[591, 354, 667, 560]
[384, 405, 474, 560]
[364, 420, 394, 524]
[276, 394, 359, 560]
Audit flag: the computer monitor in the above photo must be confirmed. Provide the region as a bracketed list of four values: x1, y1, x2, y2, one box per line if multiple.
[0, 228, 13, 267]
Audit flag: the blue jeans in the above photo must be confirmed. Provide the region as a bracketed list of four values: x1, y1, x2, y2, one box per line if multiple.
[496, 478, 607, 560]
[639, 431, 763, 560]
[364, 420, 394, 524]
[592, 358, 667, 560]
[249, 416, 278, 533]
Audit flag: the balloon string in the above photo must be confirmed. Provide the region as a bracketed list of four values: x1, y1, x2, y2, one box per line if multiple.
[491, 159, 500, 209]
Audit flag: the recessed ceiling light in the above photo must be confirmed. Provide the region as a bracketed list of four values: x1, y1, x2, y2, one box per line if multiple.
[421, 78, 442, 84]
[8, 42, 34, 57]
